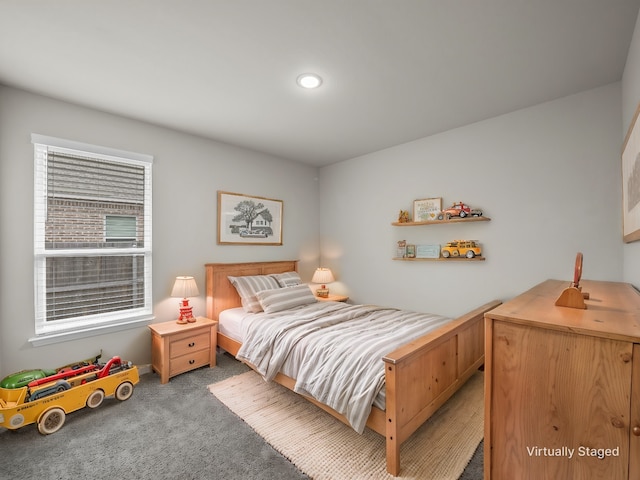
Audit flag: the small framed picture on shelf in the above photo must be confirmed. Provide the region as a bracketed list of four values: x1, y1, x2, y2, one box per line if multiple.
[413, 197, 442, 222]
[416, 244, 441, 259]
[406, 244, 416, 258]
[396, 240, 407, 258]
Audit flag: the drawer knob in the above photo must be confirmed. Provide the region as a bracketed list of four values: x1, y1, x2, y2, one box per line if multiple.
[189, 359, 195, 365]
[633, 426, 640, 437]
[188, 342, 195, 347]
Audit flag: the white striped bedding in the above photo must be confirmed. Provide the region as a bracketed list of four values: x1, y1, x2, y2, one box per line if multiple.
[235, 301, 451, 434]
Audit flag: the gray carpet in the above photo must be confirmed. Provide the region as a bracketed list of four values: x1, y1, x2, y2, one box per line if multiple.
[1, 351, 482, 479]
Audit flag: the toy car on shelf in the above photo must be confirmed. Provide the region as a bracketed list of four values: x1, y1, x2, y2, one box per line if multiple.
[437, 202, 483, 220]
[441, 240, 482, 258]
[0, 353, 139, 434]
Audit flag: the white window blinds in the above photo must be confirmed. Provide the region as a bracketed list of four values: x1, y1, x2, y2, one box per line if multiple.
[32, 134, 153, 337]
[105, 215, 138, 242]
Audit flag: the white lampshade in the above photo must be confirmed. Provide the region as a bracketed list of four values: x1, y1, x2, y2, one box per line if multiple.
[312, 268, 335, 285]
[171, 276, 200, 298]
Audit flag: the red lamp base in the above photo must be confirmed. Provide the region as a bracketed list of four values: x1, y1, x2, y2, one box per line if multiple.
[176, 299, 196, 324]
[315, 284, 329, 298]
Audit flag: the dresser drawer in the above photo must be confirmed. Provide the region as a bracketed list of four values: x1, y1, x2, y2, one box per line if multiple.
[169, 349, 211, 377]
[169, 331, 210, 359]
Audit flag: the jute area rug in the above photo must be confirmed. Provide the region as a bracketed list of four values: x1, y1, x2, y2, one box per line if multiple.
[208, 370, 484, 480]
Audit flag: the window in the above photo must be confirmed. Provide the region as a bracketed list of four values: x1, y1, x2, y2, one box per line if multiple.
[32, 134, 153, 344]
[105, 215, 137, 243]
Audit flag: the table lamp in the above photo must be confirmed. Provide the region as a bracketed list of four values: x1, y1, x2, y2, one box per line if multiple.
[171, 276, 199, 324]
[311, 268, 335, 298]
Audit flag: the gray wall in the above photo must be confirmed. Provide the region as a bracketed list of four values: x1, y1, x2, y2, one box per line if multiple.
[622, 9, 640, 287]
[318, 83, 624, 318]
[0, 86, 320, 375]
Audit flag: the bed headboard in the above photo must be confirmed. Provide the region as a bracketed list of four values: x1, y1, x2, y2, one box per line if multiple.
[205, 260, 299, 320]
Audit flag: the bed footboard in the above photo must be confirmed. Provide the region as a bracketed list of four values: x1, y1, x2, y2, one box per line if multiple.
[382, 300, 501, 476]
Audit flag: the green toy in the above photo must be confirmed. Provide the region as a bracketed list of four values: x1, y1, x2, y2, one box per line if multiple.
[0, 369, 57, 389]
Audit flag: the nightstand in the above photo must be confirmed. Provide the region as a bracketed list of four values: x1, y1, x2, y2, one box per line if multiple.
[148, 317, 218, 384]
[316, 294, 349, 302]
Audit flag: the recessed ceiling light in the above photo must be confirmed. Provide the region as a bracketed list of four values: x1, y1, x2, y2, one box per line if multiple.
[296, 73, 323, 89]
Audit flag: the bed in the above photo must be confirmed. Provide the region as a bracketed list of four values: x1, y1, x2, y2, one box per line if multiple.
[205, 260, 500, 476]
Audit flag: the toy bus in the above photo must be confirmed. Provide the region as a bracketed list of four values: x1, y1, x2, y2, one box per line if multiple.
[0, 355, 139, 434]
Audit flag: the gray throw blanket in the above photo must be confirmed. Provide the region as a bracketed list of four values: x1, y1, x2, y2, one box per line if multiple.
[237, 302, 451, 433]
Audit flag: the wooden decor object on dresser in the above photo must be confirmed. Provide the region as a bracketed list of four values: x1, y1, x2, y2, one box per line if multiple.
[148, 317, 218, 384]
[484, 279, 640, 480]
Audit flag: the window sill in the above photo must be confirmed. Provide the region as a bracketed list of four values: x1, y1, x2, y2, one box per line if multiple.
[29, 316, 153, 347]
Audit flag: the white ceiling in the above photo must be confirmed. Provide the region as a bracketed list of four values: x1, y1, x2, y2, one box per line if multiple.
[1, 1, 639, 167]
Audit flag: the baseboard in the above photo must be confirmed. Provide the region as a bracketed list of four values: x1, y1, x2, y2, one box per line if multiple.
[137, 363, 152, 375]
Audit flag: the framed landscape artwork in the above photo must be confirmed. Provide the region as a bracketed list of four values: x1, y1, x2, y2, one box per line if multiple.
[622, 103, 640, 243]
[217, 191, 283, 245]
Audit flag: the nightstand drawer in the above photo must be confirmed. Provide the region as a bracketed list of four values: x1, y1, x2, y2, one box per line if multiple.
[169, 349, 211, 377]
[169, 331, 210, 359]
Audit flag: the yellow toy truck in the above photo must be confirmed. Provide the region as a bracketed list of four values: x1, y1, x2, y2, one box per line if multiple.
[441, 240, 482, 258]
[0, 354, 139, 434]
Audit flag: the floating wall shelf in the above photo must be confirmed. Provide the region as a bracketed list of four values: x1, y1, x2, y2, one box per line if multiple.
[392, 256, 486, 262]
[391, 217, 491, 226]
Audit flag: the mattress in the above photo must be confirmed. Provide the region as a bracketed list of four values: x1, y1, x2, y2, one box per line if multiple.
[218, 307, 246, 342]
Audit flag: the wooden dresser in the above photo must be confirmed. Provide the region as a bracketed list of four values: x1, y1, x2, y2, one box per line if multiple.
[484, 279, 640, 479]
[148, 317, 217, 384]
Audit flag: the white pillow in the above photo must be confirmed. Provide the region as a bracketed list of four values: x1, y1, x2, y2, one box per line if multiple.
[228, 275, 281, 313]
[270, 271, 302, 288]
[256, 284, 317, 313]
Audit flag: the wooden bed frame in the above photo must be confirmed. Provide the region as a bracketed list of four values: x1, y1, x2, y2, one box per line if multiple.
[205, 260, 500, 476]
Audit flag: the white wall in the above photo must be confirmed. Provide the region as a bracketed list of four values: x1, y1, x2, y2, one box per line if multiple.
[622, 9, 640, 288]
[0, 86, 320, 375]
[319, 83, 623, 317]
